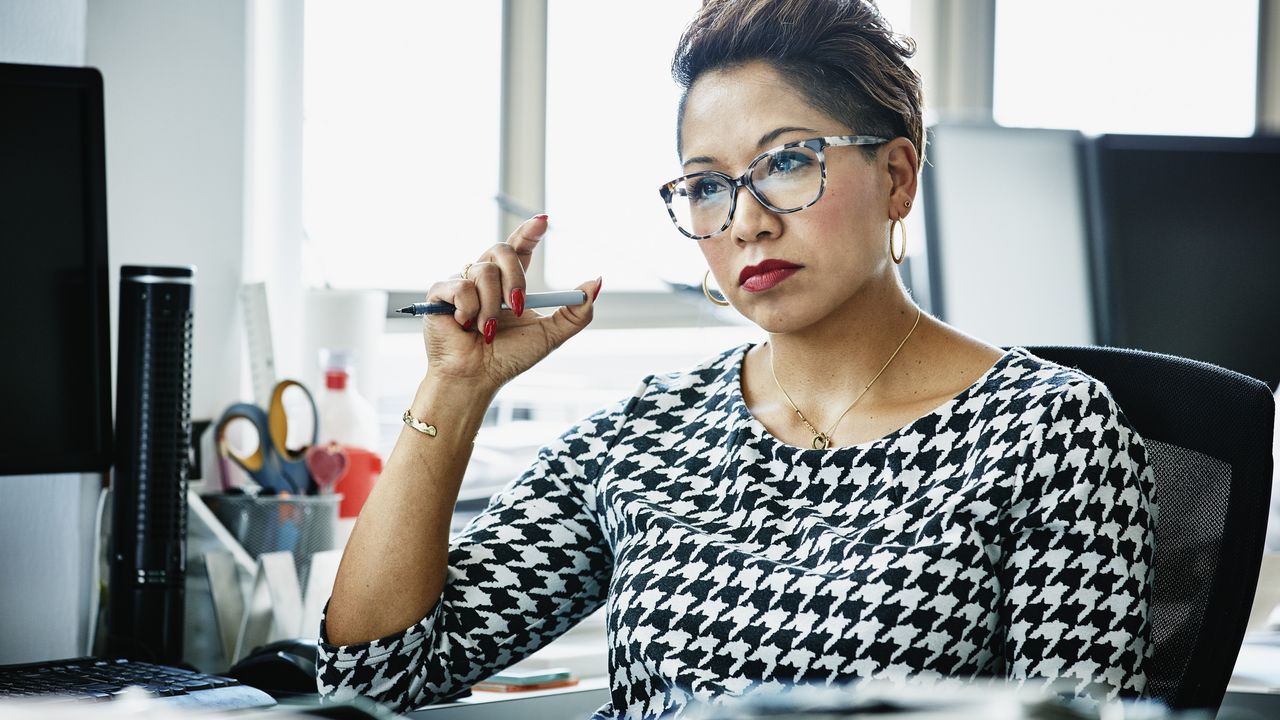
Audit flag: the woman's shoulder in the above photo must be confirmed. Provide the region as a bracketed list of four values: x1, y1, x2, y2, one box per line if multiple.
[898, 324, 1116, 428]
[623, 342, 753, 411]
[975, 347, 1139, 438]
[569, 344, 752, 437]
[1000, 349, 1156, 513]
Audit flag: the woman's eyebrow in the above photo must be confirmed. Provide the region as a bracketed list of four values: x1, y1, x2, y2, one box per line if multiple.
[681, 126, 817, 168]
[757, 126, 815, 148]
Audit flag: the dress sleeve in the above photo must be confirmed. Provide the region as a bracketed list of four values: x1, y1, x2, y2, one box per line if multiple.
[315, 381, 647, 711]
[1000, 378, 1157, 700]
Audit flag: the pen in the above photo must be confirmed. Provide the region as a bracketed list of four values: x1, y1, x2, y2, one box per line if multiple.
[396, 290, 589, 316]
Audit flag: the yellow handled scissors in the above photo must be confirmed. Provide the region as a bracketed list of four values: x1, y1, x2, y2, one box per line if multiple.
[214, 380, 318, 494]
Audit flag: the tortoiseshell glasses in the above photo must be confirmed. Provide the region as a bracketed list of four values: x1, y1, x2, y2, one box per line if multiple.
[659, 135, 889, 240]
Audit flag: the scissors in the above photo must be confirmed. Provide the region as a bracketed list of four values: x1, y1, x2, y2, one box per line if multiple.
[214, 379, 318, 494]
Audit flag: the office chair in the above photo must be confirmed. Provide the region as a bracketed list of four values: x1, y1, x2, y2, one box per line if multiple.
[1024, 345, 1275, 712]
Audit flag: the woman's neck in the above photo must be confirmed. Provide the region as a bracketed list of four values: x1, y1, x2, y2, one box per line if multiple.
[763, 274, 922, 414]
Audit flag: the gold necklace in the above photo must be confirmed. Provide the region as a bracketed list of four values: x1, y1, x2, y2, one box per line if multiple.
[769, 306, 922, 450]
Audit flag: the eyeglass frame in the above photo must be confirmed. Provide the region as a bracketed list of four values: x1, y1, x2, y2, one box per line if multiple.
[658, 134, 890, 240]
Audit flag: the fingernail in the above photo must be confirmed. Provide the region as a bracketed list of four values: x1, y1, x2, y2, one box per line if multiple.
[462, 318, 474, 331]
[483, 318, 497, 344]
[533, 213, 549, 221]
[592, 277, 603, 301]
[511, 288, 525, 317]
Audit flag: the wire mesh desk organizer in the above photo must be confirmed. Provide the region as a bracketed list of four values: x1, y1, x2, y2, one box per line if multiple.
[204, 493, 338, 590]
[192, 493, 340, 668]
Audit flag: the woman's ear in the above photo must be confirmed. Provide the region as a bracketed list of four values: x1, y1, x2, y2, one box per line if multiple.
[884, 137, 919, 219]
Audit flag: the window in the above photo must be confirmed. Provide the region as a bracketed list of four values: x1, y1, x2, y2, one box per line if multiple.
[302, 1, 503, 291]
[543, 0, 705, 291]
[993, 0, 1258, 136]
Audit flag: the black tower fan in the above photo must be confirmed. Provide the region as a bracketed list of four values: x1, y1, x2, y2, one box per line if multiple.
[108, 265, 195, 662]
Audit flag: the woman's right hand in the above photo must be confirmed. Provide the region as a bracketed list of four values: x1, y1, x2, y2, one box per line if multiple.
[421, 215, 602, 395]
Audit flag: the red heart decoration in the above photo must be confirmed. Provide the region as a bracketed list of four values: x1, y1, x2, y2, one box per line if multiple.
[305, 443, 349, 492]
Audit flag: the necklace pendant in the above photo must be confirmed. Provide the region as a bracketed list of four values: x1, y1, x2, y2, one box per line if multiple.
[812, 433, 832, 450]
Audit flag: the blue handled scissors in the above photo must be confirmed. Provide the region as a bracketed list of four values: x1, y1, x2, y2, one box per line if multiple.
[214, 379, 318, 494]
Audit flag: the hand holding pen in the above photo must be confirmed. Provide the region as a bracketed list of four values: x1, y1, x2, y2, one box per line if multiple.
[414, 214, 603, 397]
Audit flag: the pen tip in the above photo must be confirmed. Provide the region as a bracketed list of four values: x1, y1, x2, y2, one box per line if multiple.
[395, 305, 413, 314]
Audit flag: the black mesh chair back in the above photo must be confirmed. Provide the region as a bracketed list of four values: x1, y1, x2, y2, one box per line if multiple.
[1024, 345, 1275, 711]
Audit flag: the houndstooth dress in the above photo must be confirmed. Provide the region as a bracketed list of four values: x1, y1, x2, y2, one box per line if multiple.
[316, 344, 1157, 719]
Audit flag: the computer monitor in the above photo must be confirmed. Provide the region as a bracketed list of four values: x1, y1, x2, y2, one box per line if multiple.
[0, 62, 113, 475]
[921, 124, 1095, 346]
[1085, 134, 1280, 391]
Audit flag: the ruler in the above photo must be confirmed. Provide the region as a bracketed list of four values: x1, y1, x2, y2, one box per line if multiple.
[239, 282, 277, 407]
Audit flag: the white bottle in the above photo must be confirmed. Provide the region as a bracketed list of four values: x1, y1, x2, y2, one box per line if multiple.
[317, 358, 380, 451]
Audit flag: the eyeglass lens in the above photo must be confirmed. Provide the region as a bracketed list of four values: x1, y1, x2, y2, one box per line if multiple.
[668, 145, 823, 238]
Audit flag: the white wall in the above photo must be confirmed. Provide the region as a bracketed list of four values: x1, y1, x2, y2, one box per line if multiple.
[0, 474, 100, 664]
[0, 0, 85, 66]
[86, 0, 248, 424]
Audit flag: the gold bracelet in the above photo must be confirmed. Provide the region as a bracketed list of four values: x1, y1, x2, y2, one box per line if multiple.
[402, 408, 438, 437]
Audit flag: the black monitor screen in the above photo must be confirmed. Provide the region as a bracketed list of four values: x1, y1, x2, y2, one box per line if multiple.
[1088, 134, 1280, 391]
[0, 63, 112, 475]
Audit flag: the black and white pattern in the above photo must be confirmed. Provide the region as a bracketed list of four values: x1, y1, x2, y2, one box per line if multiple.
[317, 344, 1156, 719]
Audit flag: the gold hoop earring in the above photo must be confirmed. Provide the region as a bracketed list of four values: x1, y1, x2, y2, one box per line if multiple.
[703, 270, 730, 306]
[889, 218, 907, 265]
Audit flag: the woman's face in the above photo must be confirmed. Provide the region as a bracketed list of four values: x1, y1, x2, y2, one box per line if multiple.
[678, 60, 909, 333]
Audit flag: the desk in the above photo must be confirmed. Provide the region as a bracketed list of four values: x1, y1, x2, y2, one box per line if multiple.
[1219, 638, 1280, 719]
[406, 676, 610, 720]
[403, 641, 1280, 720]
[1220, 687, 1280, 719]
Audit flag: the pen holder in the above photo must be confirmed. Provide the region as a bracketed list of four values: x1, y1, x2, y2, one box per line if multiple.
[203, 493, 340, 589]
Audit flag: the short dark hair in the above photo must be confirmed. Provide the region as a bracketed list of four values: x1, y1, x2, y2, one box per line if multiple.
[671, 0, 924, 167]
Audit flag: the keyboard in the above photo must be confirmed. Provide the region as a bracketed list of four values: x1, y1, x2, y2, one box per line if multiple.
[0, 657, 276, 710]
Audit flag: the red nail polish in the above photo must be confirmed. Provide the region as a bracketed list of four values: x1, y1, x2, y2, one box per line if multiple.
[483, 318, 497, 344]
[533, 213, 548, 221]
[592, 278, 603, 301]
[511, 288, 525, 317]
[462, 319, 474, 331]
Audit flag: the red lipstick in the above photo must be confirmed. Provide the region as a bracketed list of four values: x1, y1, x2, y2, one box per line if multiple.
[739, 259, 801, 293]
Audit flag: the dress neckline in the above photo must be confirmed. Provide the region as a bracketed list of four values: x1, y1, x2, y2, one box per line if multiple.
[726, 343, 1024, 453]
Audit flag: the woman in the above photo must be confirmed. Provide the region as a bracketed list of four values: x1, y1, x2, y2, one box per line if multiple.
[319, 0, 1156, 717]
